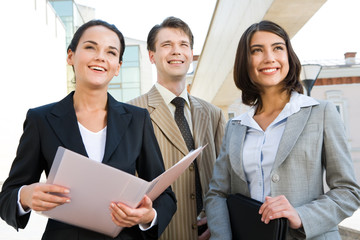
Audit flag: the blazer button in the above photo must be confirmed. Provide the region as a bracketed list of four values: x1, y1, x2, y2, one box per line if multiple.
[189, 163, 194, 171]
[192, 223, 197, 229]
[272, 174, 280, 183]
[190, 193, 196, 199]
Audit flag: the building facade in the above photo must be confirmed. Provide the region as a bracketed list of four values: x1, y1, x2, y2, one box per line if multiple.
[0, 1, 66, 238]
[310, 53, 360, 179]
[49, 0, 154, 101]
[0, 0, 67, 181]
[108, 37, 154, 102]
[49, 0, 94, 93]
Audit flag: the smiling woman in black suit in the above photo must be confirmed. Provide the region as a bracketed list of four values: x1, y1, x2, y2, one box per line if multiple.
[0, 19, 176, 240]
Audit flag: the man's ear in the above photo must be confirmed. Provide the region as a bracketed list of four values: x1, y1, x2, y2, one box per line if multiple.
[149, 50, 155, 64]
[67, 49, 74, 65]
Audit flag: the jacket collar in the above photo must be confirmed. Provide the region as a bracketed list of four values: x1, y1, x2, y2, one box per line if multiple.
[103, 93, 131, 163]
[47, 92, 87, 156]
[189, 95, 209, 165]
[147, 86, 189, 156]
[228, 105, 313, 181]
[228, 120, 248, 182]
[47, 91, 131, 163]
[273, 106, 312, 169]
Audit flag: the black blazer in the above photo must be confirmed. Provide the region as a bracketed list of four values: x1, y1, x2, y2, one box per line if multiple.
[0, 92, 176, 240]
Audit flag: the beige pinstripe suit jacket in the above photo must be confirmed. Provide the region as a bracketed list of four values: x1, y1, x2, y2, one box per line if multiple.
[128, 86, 226, 240]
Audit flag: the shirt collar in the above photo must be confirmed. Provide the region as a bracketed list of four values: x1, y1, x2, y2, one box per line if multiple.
[155, 82, 191, 107]
[233, 91, 319, 126]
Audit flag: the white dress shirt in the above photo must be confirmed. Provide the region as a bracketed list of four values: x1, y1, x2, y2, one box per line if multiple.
[233, 92, 319, 202]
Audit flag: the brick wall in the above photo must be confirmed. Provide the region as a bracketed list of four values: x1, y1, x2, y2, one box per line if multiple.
[316, 76, 360, 85]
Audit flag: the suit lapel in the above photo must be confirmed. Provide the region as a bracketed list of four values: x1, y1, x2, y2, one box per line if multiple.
[46, 92, 87, 157]
[102, 94, 132, 163]
[273, 106, 312, 169]
[229, 122, 248, 182]
[147, 86, 189, 156]
[190, 96, 209, 165]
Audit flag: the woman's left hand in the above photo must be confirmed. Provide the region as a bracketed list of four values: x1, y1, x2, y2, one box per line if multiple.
[259, 195, 302, 229]
[110, 195, 155, 228]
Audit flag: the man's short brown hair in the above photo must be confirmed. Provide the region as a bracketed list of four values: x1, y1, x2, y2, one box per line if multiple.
[147, 16, 194, 52]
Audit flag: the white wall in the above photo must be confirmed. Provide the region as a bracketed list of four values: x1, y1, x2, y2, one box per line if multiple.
[311, 84, 360, 162]
[0, 0, 67, 181]
[0, 1, 67, 239]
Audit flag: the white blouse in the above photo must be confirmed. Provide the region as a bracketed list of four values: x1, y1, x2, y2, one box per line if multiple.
[78, 122, 107, 163]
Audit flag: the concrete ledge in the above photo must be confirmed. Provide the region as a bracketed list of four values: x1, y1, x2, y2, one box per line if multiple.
[339, 225, 360, 240]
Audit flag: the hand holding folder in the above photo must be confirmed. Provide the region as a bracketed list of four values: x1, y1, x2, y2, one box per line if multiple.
[226, 193, 288, 240]
[40, 145, 205, 237]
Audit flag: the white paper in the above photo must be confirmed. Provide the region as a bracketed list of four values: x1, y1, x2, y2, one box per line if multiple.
[40, 145, 205, 237]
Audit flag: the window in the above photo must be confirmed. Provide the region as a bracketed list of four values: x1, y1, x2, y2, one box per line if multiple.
[325, 90, 346, 122]
[108, 45, 141, 102]
[228, 112, 235, 120]
[325, 90, 350, 140]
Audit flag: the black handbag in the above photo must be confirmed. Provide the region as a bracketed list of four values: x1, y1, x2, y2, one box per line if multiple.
[226, 193, 288, 240]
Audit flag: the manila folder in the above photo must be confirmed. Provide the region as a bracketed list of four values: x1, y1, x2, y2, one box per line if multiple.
[40, 145, 205, 237]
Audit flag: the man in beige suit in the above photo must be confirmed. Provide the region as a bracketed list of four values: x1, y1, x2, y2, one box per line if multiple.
[128, 17, 225, 240]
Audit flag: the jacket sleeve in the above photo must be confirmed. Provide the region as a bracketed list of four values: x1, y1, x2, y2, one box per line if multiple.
[136, 109, 177, 239]
[296, 102, 360, 238]
[214, 110, 226, 157]
[205, 121, 232, 240]
[0, 109, 45, 230]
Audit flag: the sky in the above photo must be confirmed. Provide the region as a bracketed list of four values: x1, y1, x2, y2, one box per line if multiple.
[75, 0, 360, 62]
[292, 0, 360, 61]
[75, 0, 217, 55]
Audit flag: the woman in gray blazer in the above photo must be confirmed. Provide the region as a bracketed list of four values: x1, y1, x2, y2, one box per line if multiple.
[205, 20, 360, 239]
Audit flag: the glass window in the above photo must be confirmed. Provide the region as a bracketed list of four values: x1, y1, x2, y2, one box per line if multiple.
[109, 45, 141, 102]
[108, 88, 122, 100]
[123, 46, 140, 67]
[49, 0, 85, 47]
[49, 1, 73, 16]
[111, 75, 121, 84]
[228, 112, 235, 120]
[122, 88, 141, 102]
[325, 90, 348, 133]
[122, 67, 140, 83]
[122, 82, 140, 88]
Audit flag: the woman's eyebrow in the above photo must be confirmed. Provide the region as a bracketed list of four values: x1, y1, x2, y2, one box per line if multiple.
[83, 40, 119, 52]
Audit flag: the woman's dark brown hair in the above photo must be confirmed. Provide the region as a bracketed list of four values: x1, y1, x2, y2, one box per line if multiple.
[233, 20, 303, 109]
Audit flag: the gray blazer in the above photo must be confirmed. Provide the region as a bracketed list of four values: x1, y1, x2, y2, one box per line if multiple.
[205, 100, 360, 240]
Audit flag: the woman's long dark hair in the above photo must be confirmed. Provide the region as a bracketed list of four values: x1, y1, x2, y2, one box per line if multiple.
[233, 20, 303, 110]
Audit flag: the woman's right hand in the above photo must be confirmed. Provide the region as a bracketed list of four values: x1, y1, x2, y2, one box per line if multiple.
[259, 195, 302, 229]
[20, 183, 70, 212]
